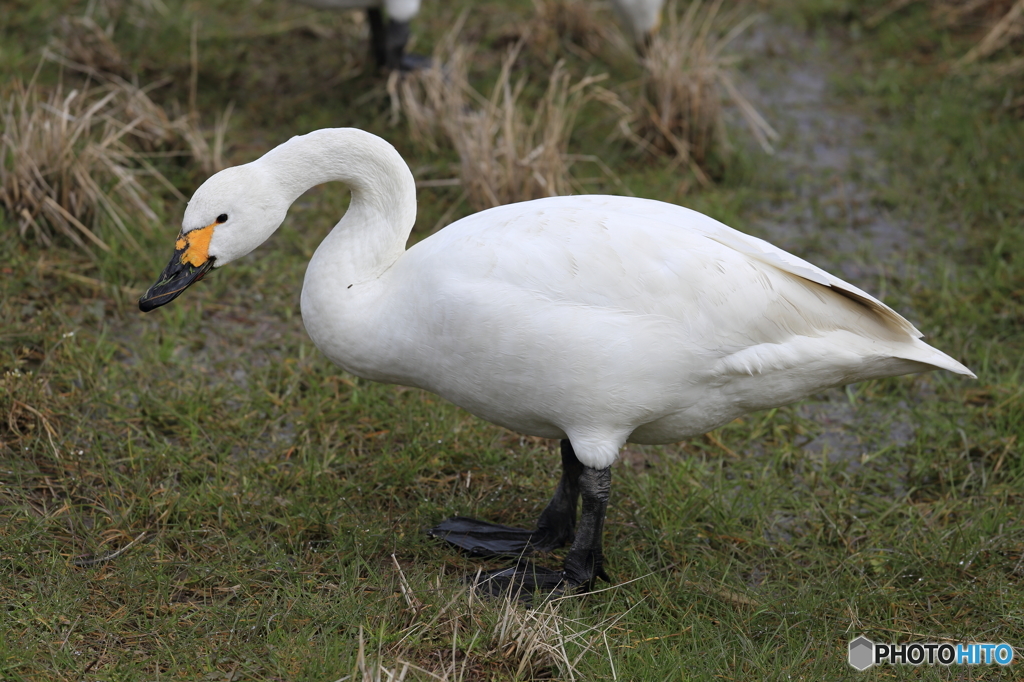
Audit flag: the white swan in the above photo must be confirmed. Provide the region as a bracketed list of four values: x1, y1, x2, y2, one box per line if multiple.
[140, 128, 973, 592]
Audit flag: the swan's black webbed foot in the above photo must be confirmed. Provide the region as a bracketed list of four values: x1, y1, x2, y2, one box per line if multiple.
[427, 517, 564, 557]
[429, 440, 583, 556]
[394, 51, 431, 72]
[471, 557, 610, 603]
[473, 561, 570, 602]
[367, 8, 431, 72]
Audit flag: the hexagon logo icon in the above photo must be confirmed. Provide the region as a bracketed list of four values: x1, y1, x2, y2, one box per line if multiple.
[849, 636, 875, 670]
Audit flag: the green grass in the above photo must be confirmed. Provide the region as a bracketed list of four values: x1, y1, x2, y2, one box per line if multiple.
[2, 0, 1023, 679]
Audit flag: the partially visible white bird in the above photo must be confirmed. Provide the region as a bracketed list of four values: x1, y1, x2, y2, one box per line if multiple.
[140, 128, 973, 593]
[609, 0, 664, 49]
[293, 0, 426, 70]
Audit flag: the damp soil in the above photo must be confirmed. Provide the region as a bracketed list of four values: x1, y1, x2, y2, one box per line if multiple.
[736, 21, 924, 282]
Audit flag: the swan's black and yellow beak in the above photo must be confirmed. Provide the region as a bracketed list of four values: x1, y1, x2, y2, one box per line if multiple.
[138, 224, 216, 312]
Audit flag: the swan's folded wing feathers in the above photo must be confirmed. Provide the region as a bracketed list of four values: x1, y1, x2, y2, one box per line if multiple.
[414, 197, 900, 344]
[405, 196, 976, 379]
[604, 195, 926, 338]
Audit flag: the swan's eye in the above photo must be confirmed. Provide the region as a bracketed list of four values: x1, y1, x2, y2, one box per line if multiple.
[216, 214, 228, 223]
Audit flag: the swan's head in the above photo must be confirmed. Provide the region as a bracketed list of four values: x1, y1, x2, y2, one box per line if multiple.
[139, 163, 289, 312]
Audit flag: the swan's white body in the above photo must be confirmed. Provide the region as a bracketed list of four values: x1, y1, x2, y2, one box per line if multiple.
[188, 129, 973, 469]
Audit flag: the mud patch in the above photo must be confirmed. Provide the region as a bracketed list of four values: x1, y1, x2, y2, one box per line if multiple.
[796, 388, 916, 466]
[733, 21, 924, 285]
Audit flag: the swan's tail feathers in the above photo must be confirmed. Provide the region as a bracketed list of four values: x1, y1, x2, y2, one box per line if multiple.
[900, 339, 976, 378]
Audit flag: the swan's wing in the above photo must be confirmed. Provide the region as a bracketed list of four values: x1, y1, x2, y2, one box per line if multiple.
[587, 196, 925, 338]
[403, 195, 972, 377]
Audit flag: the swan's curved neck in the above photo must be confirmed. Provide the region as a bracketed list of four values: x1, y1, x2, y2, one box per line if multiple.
[257, 128, 417, 281]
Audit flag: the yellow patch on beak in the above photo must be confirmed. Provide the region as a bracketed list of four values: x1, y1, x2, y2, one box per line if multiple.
[180, 223, 215, 267]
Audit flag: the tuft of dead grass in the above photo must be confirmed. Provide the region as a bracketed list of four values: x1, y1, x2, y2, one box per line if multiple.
[452, 46, 604, 210]
[0, 57, 230, 254]
[391, 38, 615, 212]
[1, 3, 231, 255]
[626, 0, 777, 182]
[338, 572, 638, 682]
[53, 15, 128, 77]
[948, 0, 1024, 86]
[1, 77, 155, 253]
[386, 18, 468, 153]
[489, 592, 581, 680]
[529, 0, 611, 57]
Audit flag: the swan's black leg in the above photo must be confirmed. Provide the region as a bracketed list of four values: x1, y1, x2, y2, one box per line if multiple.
[562, 465, 611, 587]
[367, 8, 388, 69]
[428, 439, 583, 556]
[473, 463, 611, 599]
[430, 440, 612, 599]
[533, 439, 585, 549]
[366, 8, 430, 72]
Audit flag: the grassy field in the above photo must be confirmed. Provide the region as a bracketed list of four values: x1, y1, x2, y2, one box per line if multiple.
[2, 0, 1023, 679]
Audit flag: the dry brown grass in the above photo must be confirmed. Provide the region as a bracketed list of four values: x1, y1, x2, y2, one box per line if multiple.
[386, 18, 468, 153]
[339, 576, 635, 682]
[451, 46, 606, 210]
[529, 0, 611, 57]
[49, 4, 233, 172]
[868, 0, 1024, 86]
[947, 0, 1024, 86]
[626, 0, 776, 181]
[53, 15, 128, 77]
[390, 37, 614, 212]
[1, 76, 157, 253]
[1, 48, 230, 254]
